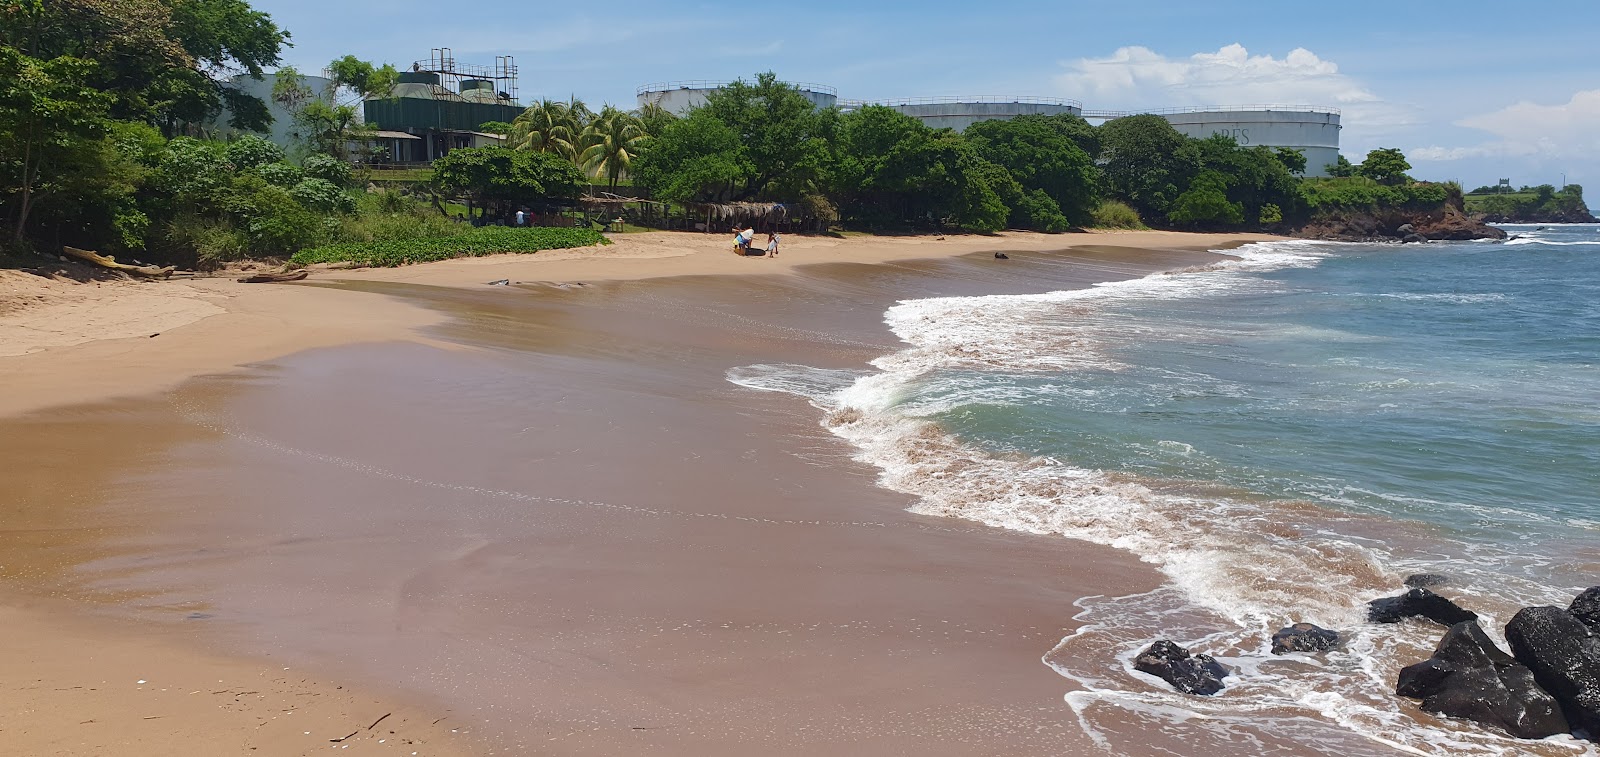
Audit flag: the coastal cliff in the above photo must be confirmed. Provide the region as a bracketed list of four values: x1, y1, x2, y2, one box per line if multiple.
[1293, 191, 1508, 243]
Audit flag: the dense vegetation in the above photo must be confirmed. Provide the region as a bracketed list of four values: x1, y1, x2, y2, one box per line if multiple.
[1463, 184, 1592, 222]
[290, 226, 605, 267]
[0, 0, 1493, 270]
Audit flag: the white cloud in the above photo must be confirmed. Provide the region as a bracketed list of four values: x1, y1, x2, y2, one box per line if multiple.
[1413, 89, 1600, 162]
[1054, 44, 1415, 132]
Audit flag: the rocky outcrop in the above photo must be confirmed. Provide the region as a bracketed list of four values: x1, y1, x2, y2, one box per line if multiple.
[1368, 588, 1479, 626]
[1569, 587, 1600, 631]
[1506, 602, 1600, 737]
[1396, 621, 1568, 739]
[1133, 640, 1231, 695]
[1295, 199, 1508, 243]
[1271, 623, 1341, 654]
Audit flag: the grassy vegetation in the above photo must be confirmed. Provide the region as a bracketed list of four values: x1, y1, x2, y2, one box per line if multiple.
[1090, 200, 1146, 229]
[290, 227, 607, 268]
[1298, 177, 1453, 214]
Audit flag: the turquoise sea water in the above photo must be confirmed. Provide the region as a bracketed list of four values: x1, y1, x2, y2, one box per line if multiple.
[732, 224, 1600, 755]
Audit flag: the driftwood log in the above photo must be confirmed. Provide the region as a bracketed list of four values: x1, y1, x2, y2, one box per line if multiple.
[62, 246, 175, 278]
[236, 270, 308, 283]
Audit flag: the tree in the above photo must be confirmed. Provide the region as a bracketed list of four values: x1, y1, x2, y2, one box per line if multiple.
[271, 57, 396, 161]
[1274, 147, 1308, 175]
[636, 102, 677, 142]
[1357, 148, 1411, 186]
[1097, 114, 1199, 218]
[579, 106, 649, 188]
[1, 0, 287, 134]
[698, 72, 834, 200]
[0, 48, 114, 243]
[511, 100, 580, 160]
[1327, 154, 1356, 177]
[432, 146, 584, 219]
[1168, 171, 1244, 228]
[964, 114, 1099, 226]
[630, 110, 750, 203]
[827, 106, 1006, 231]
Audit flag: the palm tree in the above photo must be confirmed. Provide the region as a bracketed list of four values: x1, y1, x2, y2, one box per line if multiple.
[510, 100, 578, 160]
[579, 106, 649, 189]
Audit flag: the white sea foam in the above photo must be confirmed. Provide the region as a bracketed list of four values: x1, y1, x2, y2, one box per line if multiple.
[726, 239, 1598, 755]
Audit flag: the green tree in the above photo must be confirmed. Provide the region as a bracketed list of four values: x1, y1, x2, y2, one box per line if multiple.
[273, 57, 396, 160]
[827, 105, 1006, 231]
[1273, 147, 1308, 175]
[636, 102, 677, 142]
[1356, 148, 1411, 186]
[579, 106, 649, 188]
[1327, 154, 1356, 178]
[432, 146, 584, 219]
[964, 114, 1099, 226]
[1097, 114, 1198, 218]
[1168, 170, 1244, 228]
[0, 48, 114, 243]
[630, 110, 750, 203]
[510, 100, 580, 160]
[699, 72, 834, 200]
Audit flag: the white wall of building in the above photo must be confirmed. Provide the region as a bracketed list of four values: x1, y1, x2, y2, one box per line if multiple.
[218, 72, 335, 151]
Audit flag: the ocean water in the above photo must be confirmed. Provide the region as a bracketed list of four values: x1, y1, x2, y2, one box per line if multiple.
[729, 224, 1600, 755]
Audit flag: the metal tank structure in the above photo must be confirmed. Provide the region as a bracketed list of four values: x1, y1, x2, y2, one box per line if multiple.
[219, 71, 334, 149]
[1090, 105, 1343, 177]
[847, 96, 1084, 133]
[636, 80, 838, 114]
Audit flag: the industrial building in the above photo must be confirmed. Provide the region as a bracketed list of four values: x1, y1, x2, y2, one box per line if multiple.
[215, 71, 333, 148]
[637, 80, 1343, 176]
[362, 49, 521, 163]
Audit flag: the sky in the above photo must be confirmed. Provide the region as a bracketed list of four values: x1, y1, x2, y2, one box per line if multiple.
[252, 0, 1600, 189]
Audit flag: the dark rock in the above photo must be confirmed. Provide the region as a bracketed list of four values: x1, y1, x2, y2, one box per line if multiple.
[1569, 587, 1600, 632]
[1506, 605, 1600, 736]
[1405, 573, 1452, 589]
[1396, 621, 1568, 739]
[1271, 623, 1341, 654]
[1397, 223, 1416, 234]
[994, 252, 1009, 259]
[1133, 640, 1230, 695]
[1368, 588, 1479, 626]
[1401, 233, 1428, 244]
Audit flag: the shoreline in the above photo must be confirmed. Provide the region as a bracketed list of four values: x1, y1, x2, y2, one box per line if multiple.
[0, 229, 1279, 755]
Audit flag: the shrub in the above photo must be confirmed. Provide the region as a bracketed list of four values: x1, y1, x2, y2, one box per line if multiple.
[240, 184, 329, 255]
[225, 135, 285, 170]
[302, 153, 352, 187]
[1090, 200, 1145, 229]
[1259, 203, 1283, 226]
[289, 178, 356, 214]
[290, 227, 607, 267]
[255, 162, 303, 188]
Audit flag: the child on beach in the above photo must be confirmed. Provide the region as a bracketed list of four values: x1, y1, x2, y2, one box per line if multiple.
[765, 232, 779, 257]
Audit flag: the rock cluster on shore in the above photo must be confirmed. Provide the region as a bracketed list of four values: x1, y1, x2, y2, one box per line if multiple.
[1294, 200, 1509, 243]
[1130, 579, 1600, 743]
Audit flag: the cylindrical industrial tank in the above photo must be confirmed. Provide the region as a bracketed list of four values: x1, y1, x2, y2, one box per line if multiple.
[637, 81, 838, 115]
[1154, 107, 1343, 177]
[865, 97, 1084, 133]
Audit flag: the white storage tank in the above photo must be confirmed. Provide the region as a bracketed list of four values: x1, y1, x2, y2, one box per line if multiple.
[858, 97, 1084, 133]
[637, 80, 838, 114]
[1150, 106, 1342, 177]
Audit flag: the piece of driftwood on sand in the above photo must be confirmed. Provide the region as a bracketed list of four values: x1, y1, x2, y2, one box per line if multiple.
[236, 270, 309, 283]
[62, 246, 175, 279]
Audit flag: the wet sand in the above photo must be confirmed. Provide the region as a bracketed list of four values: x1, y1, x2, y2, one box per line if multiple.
[1, 237, 1272, 754]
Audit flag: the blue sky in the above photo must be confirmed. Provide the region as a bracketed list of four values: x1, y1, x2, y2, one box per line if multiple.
[255, 0, 1599, 188]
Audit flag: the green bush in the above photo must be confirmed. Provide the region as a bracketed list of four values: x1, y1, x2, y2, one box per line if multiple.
[290, 227, 607, 267]
[1259, 203, 1283, 226]
[225, 135, 285, 170]
[302, 153, 352, 187]
[1299, 177, 1453, 215]
[289, 178, 356, 214]
[240, 184, 330, 256]
[255, 161, 303, 188]
[1090, 200, 1145, 229]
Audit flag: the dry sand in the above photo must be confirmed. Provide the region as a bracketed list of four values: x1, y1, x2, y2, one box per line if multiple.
[0, 229, 1281, 756]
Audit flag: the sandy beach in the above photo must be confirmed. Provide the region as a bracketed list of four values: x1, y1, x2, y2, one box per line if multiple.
[1, 229, 1280, 755]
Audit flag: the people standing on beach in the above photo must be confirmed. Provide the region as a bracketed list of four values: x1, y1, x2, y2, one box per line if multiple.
[733, 227, 750, 254]
[766, 232, 779, 257]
